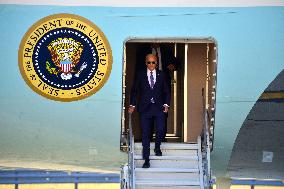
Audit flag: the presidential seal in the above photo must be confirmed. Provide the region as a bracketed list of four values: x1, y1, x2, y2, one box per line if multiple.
[19, 13, 112, 101]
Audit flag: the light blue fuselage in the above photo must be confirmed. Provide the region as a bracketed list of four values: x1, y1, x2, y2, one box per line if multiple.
[0, 5, 283, 176]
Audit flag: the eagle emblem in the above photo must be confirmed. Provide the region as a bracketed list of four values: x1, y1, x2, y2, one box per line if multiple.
[47, 37, 86, 80]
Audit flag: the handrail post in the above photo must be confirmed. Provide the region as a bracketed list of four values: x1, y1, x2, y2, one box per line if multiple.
[201, 88, 211, 189]
[128, 112, 135, 189]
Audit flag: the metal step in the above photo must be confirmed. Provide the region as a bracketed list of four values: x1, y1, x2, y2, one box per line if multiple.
[135, 168, 200, 180]
[135, 148, 198, 156]
[135, 158, 199, 169]
[134, 142, 198, 150]
[136, 185, 201, 189]
[134, 155, 198, 160]
[136, 179, 201, 189]
[135, 168, 199, 173]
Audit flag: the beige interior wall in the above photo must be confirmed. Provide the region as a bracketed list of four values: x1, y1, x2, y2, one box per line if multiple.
[187, 43, 207, 142]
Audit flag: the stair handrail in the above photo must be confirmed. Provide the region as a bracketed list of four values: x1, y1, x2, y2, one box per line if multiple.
[201, 89, 211, 189]
[128, 112, 135, 189]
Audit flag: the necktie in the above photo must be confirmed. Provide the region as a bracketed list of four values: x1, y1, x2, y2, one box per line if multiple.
[150, 71, 155, 103]
[150, 71, 154, 89]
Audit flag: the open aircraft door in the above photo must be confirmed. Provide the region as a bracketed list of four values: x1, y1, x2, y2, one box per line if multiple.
[120, 38, 218, 150]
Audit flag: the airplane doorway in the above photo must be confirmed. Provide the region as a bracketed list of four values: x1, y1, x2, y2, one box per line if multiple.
[120, 38, 217, 151]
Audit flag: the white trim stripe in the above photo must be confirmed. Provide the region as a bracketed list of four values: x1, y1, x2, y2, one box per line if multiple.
[1, 0, 284, 7]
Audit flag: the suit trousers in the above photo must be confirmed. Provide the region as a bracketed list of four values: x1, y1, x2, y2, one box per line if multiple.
[140, 104, 165, 160]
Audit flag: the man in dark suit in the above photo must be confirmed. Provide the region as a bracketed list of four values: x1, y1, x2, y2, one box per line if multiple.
[136, 43, 179, 141]
[128, 54, 171, 168]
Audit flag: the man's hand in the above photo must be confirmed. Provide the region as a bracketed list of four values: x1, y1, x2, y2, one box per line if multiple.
[128, 106, 135, 113]
[167, 64, 175, 71]
[163, 105, 169, 113]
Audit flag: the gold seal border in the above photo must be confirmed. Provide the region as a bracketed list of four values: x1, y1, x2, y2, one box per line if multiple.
[18, 13, 113, 102]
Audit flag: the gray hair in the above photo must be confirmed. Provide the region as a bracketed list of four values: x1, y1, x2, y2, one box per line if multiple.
[145, 54, 157, 62]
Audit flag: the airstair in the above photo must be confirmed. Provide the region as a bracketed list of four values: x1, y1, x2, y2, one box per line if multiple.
[120, 109, 212, 189]
[134, 141, 204, 189]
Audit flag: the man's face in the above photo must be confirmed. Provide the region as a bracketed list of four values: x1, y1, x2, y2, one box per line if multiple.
[145, 55, 157, 71]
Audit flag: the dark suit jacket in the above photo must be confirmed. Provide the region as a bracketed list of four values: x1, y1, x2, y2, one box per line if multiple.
[130, 69, 171, 113]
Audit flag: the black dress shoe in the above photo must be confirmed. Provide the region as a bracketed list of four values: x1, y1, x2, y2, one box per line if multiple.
[142, 160, 150, 168]
[154, 148, 162, 156]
